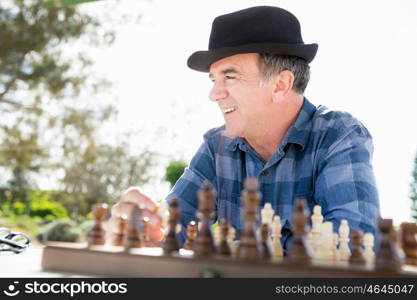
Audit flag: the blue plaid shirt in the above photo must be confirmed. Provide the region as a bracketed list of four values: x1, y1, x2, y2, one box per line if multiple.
[166, 98, 380, 249]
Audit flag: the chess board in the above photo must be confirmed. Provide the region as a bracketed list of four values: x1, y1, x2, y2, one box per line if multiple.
[41, 242, 417, 278]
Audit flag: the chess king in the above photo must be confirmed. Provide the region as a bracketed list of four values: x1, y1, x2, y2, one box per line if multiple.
[110, 6, 381, 251]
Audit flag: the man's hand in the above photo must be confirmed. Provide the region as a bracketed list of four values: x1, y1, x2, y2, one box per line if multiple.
[109, 187, 165, 244]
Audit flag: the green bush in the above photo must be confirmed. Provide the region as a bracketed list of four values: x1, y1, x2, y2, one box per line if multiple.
[164, 160, 188, 188]
[27, 191, 69, 220]
[36, 219, 84, 243]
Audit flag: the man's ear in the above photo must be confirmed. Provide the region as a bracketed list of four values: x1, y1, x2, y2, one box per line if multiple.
[272, 70, 295, 102]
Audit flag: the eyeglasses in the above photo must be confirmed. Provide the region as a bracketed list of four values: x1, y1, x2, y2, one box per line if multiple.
[0, 227, 31, 254]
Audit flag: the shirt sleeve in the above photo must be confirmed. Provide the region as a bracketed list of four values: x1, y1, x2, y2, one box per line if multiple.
[165, 139, 217, 245]
[314, 121, 381, 240]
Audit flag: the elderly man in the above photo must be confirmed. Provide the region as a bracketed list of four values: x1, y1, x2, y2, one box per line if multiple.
[111, 6, 380, 250]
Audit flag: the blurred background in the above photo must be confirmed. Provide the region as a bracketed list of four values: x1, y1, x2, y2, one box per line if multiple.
[0, 0, 416, 242]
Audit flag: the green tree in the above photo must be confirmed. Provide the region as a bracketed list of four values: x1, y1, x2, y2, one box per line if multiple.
[0, 0, 113, 193]
[410, 151, 417, 222]
[0, 0, 156, 215]
[164, 160, 187, 188]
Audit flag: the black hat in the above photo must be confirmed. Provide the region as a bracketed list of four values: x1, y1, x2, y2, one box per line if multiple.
[187, 6, 318, 72]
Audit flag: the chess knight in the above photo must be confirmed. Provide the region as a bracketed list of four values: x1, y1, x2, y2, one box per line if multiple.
[110, 6, 381, 252]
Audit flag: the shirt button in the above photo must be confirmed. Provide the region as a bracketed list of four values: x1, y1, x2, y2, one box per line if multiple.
[261, 170, 269, 176]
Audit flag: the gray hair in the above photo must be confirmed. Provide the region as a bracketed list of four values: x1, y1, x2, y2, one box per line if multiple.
[257, 54, 311, 94]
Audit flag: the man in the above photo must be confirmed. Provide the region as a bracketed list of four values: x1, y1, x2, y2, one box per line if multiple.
[110, 6, 380, 249]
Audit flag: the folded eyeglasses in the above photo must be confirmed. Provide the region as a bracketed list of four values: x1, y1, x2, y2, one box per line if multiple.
[0, 227, 31, 254]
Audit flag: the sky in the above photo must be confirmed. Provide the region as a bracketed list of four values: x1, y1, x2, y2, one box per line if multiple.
[82, 0, 417, 224]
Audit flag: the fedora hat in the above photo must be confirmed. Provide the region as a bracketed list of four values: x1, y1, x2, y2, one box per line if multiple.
[187, 6, 318, 72]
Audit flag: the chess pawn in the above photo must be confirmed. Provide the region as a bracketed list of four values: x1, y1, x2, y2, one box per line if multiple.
[125, 203, 144, 250]
[183, 221, 198, 251]
[227, 226, 238, 257]
[363, 232, 375, 265]
[400, 222, 417, 265]
[286, 198, 310, 264]
[272, 215, 283, 258]
[237, 178, 261, 261]
[338, 219, 351, 261]
[111, 214, 127, 246]
[162, 198, 180, 255]
[194, 182, 216, 258]
[375, 218, 402, 272]
[311, 205, 323, 258]
[315, 221, 333, 261]
[261, 203, 274, 226]
[218, 220, 232, 256]
[88, 203, 109, 246]
[259, 223, 272, 260]
[349, 229, 366, 265]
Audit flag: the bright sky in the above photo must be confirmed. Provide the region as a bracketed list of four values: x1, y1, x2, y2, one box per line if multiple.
[84, 0, 417, 224]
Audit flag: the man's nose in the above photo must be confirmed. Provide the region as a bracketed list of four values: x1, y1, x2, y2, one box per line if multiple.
[209, 81, 228, 102]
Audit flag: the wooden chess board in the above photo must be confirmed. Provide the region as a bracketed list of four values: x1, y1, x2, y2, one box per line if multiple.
[41, 242, 417, 278]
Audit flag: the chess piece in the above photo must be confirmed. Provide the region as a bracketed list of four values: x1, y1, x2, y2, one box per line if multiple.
[218, 220, 232, 256]
[311, 205, 323, 258]
[259, 223, 272, 260]
[227, 225, 238, 257]
[183, 221, 198, 250]
[162, 198, 180, 254]
[400, 222, 417, 265]
[315, 221, 333, 261]
[375, 218, 402, 272]
[88, 203, 108, 246]
[272, 215, 283, 258]
[194, 182, 216, 257]
[286, 198, 310, 264]
[332, 232, 340, 262]
[338, 219, 351, 261]
[349, 229, 366, 265]
[363, 232, 375, 264]
[125, 203, 143, 251]
[237, 178, 261, 261]
[261, 203, 274, 226]
[111, 214, 127, 246]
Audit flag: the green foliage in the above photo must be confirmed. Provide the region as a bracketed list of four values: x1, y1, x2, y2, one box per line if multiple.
[164, 160, 188, 188]
[0, 215, 41, 238]
[36, 219, 84, 243]
[410, 151, 417, 222]
[0, 1, 156, 208]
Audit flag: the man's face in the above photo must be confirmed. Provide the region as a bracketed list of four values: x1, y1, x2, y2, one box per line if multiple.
[208, 53, 274, 139]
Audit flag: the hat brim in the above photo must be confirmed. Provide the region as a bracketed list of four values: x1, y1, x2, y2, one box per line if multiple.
[187, 43, 318, 72]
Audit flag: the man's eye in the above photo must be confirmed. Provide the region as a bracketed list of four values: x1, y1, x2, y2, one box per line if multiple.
[225, 75, 236, 80]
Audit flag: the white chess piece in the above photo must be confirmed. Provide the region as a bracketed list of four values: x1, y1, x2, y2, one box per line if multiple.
[332, 232, 340, 261]
[272, 215, 283, 258]
[311, 205, 323, 258]
[363, 232, 375, 264]
[338, 219, 351, 261]
[315, 221, 333, 261]
[261, 203, 274, 225]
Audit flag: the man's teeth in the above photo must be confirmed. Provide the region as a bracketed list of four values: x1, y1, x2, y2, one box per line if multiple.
[223, 107, 236, 114]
